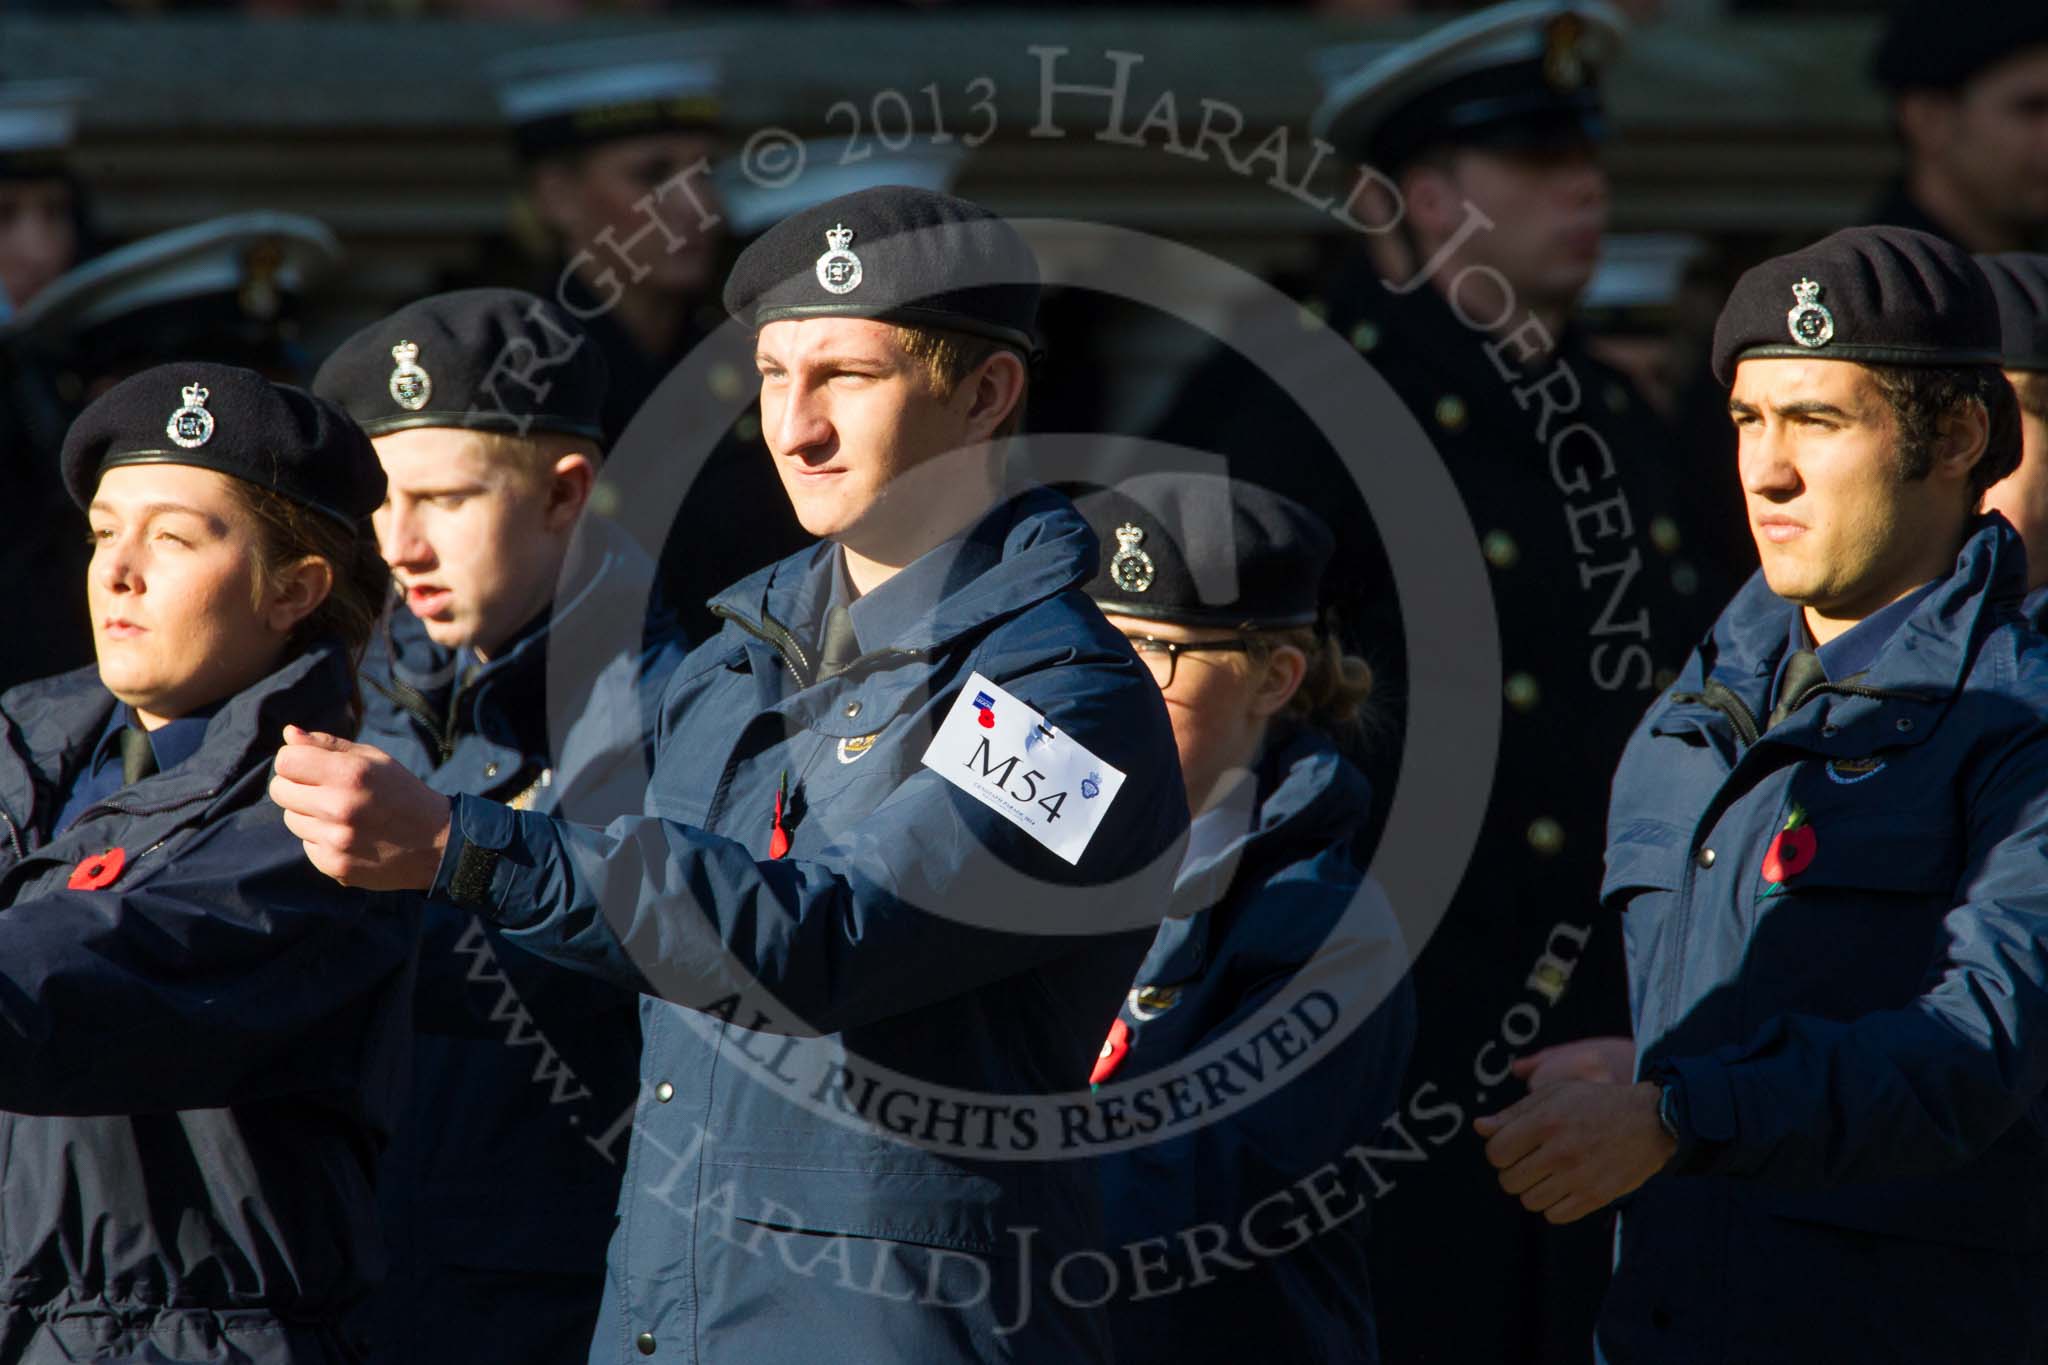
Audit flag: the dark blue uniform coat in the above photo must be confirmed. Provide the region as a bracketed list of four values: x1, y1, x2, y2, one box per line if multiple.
[0, 641, 417, 1364]
[1093, 726, 1414, 1365]
[428, 489, 1189, 1364]
[353, 526, 685, 1363]
[1601, 519, 2048, 1363]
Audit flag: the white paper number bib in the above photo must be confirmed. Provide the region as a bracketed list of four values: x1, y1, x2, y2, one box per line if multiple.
[919, 672, 1126, 866]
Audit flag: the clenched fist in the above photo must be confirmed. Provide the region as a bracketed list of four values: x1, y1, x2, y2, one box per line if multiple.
[269, 725, 451, 891]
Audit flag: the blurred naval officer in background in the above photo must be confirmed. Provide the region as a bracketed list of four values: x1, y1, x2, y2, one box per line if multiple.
[1153, 5, 1718, 1359]
[493, 35, 810, 642]
[1, 79, 92, 693]
[0, 209, 338, 692]
[1865, 1, 2048, 254]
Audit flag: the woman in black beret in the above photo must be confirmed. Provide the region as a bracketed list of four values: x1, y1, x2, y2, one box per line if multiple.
[0, 362, 415, 1363]
[1078, 473, 1415, 1365]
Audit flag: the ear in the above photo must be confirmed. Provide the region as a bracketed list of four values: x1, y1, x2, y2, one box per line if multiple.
[265, 555, 335, 636]
[960, 349, 1029, 443]
[1248, 641, 1309, 719]
[1896, 90, 1957, 157]
[530, 159, 587, 238]
[1400, 162, 1464, 249]
[1932, 396, 1992, 487]
[542, 450, 598, 533]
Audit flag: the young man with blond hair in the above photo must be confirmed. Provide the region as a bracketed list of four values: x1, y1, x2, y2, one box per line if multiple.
[311, 288, 685, 1364]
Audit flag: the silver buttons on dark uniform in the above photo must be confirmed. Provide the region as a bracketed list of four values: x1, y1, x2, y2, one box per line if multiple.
[637, 1332, 657, 1355]
[655, 1081, 674, 1103]
[1526, 817, 1564, 857]
[1697, 847, 1716, 869]
[484, 762, 500, 779]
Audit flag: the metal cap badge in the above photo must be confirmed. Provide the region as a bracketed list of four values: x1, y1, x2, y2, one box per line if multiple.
[1109, 523, 1155, 593]
[388, 340, 433, 411]
[1787, 278, 1835, 349]
[815, 223, 863, 295]
[166, 383, 215, 448]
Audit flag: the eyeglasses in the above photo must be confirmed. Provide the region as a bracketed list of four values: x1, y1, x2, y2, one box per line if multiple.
[1123, 633, 1255, 687]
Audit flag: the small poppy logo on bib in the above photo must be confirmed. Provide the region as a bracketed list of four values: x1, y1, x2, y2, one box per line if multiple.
[68, 847, 125, 890]
[1760, 805, 1816, 896]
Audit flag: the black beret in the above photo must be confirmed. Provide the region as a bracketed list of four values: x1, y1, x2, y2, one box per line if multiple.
[1871, 1, 2048, 93]
[311, 288, 609, 444]
[723, 185, 1041, 357]
[62, 361, 384, 525]
[1315, 3, 1623, 172]
[1076, 474, 1334, 630]
[1710, 226, 2002, 386]
[1978, 253, 2048, 373]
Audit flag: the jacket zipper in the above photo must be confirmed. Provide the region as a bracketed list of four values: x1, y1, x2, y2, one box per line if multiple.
[0, 810, 21, 861]
[1671, 679, 1933, 752]
[365, 672, 453, 762]
[712, 604, 928, 689]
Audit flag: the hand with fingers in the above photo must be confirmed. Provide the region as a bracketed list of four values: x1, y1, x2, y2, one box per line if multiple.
[1473, 1080, 1675, 1225]
[268, 725, 452, 891]
[1512, 1035, 1637, 1091]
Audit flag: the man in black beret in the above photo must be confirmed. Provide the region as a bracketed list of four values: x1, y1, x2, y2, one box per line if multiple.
[1158, 8, 1723, 1360]
[273, 186, 1189, 1365]
[1978, 253, 2048, 618]
[1477, 223, 2048, 1363]
[1865, 0, 2048, 253]
[310, 287, 683, 1365]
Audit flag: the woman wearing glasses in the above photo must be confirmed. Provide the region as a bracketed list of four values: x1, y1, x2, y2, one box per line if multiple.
[0, 364, 414, 1363]
[1080, 474, 1414, 1365]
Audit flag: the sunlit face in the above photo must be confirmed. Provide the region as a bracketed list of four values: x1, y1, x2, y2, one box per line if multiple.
[754, 316, 996, 559]
[0, 177, 77, 309]
[370, 428, 575, 658]
[87, 464, 306, 725]
[1430, 142, 1610, 318]
[1729, 358, 1972, 623]
[1103, 613, 1277, 815]
[1983, 370, 2048, 587]
[537, 132, 724, 297]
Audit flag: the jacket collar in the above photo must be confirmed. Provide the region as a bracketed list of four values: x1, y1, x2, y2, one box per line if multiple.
[1673, 515, 2026, 752]
[1, 639, 355, 835]
[1140, 725, 1370, 988]
[709, 484, 1099, 664]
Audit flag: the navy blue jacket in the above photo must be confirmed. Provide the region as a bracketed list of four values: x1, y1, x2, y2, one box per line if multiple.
[427, 489, 1189, 1364]
[1093, 726, 1414, 1365]
[1601, 518, 2048, 1363]
[354, 524, 684, 1365]
[0, 641, 417, 1364]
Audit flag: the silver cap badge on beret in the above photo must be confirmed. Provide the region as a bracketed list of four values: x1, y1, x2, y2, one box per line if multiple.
[388, 340, 433, 411]
[815, 223, 863, 296]
[1787, 278, 1835, 350]
[166, 383, 215, 449]
[1109, 522, 1155, 593]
